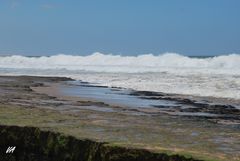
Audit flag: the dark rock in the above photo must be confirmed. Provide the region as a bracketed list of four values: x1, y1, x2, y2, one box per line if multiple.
[0, 125, 202, 161]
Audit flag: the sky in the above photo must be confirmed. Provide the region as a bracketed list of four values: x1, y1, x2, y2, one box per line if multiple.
[0, 0, 239, 56]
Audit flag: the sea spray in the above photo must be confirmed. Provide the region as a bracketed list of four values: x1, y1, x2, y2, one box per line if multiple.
[0, 53, 239, 99]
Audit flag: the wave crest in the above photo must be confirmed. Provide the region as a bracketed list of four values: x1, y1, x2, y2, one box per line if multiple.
[0, 52, 240, 73]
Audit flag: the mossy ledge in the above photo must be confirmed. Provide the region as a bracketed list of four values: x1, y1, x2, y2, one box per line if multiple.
[0, 125, 202, 161]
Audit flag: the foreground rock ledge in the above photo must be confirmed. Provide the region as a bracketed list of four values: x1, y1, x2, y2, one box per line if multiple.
[0, 125, 201, 161]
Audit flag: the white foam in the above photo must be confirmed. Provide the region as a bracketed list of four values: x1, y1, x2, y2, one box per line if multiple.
[0, 53, 240, 73]
[0, 53, 240, 99]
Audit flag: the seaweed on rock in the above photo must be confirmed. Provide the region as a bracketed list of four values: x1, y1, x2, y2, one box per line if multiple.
[0, 125, 202, 161]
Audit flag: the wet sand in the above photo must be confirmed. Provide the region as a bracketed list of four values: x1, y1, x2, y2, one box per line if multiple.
[0, 76, 240, 161]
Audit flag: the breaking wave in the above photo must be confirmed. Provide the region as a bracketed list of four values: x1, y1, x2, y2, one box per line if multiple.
[0, 53, 239, 74]
[0, 52, 240, 100]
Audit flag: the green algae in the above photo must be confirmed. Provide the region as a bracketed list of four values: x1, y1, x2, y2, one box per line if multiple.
[0, 105, 236, 161]
[0, 125, 202, 161]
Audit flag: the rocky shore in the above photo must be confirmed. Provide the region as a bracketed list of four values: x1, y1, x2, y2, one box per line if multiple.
[0, 125, 201, 161]
[0, 76, 239, 161]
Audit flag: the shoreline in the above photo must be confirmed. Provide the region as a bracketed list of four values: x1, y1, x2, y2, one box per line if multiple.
[32, 79, 240, 125]
[0, 75, 239, 161]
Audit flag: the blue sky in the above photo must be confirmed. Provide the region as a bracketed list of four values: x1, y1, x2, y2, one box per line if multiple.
[0, 0, 239, 56]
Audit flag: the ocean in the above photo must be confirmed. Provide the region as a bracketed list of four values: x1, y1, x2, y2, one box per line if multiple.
[0, 52, 239, 100]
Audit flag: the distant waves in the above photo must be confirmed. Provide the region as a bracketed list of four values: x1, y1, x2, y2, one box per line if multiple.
[0, 52, 240, 99]
[0, 53, 239, 74]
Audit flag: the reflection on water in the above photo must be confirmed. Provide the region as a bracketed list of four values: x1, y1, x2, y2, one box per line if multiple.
[60, 81, 179, 109]
[59, 81, 240, 123]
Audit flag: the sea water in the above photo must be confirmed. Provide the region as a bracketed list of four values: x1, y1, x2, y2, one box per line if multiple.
[0, 52, 239, 100]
